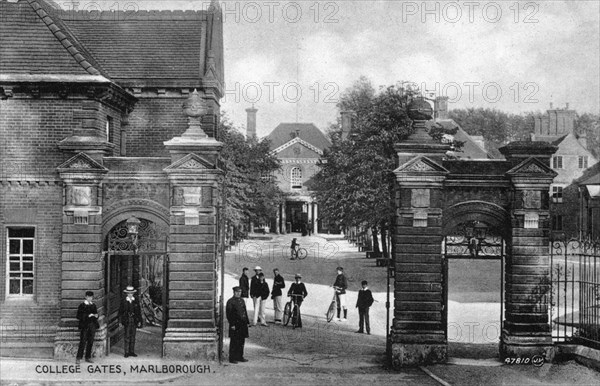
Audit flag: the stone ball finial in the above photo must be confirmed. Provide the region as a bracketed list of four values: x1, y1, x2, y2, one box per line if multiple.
[183, 89, 207, 118]
[407, 98, 433, 121]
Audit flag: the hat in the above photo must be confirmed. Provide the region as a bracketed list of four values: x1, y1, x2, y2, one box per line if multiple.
[295, 273, 302, 278]
[85, 291, 94, 297]
[254, 266, 262, 271]
[123, 285, 137, 293]
[233, 286, 242, 291]
[336, 266, 344, 271]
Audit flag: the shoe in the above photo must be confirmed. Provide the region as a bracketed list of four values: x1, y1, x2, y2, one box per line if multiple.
[261, 323, 268, 327]
[341, 318, 348, 322]
[130, 353, 138, 357]
[229, 360, 238, 364]
[85, 358, 94, 363]
[355, 330, 363, 333]
[336, 318, 341, 322]
[239, 358, 249, 362]
[367, 332, 371, 335]
[124, 353, 129, 358]
[75, 358, 81, 364]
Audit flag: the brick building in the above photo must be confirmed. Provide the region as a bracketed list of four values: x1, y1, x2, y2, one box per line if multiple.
[1, 0, 225, 359]
[531, 105, 598, 238]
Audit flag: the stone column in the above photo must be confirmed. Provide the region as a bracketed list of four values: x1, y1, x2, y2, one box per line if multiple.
[163, 90, 223, 359]
[313, 203, 319, 235]
[275, 204, 281, 234]
[281, 201, 287, 234]
[54, 153, 108, 359]
[500, 142, 558, 360]
[391, 98, 451, 368]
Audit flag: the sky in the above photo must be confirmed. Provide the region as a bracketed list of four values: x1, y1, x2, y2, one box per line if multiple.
[66, 1, 600, 138]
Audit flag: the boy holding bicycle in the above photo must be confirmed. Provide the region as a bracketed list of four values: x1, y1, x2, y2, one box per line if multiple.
[333, 267, 348, 322]
[287, 274, 308, 328]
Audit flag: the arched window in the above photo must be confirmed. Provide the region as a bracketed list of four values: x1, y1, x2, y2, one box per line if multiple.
[291, 167, 302, 189]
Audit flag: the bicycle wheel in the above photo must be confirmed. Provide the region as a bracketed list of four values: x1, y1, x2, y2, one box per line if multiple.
[297, 248, 308, 260]
[282, 302, 292, 326]
[326, 300, 336, 322]
[291, 304, 300, 329]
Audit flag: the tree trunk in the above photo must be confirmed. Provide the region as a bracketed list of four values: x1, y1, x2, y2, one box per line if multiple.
[381, 223, 389, 259]
[372, 226, 380, 255]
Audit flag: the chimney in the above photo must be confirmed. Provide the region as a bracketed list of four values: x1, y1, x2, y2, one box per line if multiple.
[245, 106, 257, 139]
[295, 130, 300, 138]
[340, 111, 354, 140]
[434, 96, 449, 120]
[550, 102, 553, 110]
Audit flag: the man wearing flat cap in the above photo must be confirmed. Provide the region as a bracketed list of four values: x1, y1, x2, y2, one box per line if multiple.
[226, 286, 249, 363]
[119, 285, 143, 358]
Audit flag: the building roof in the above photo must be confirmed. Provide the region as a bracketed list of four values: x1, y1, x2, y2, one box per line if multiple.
[576, 162, 600, 186]
[266, 123, 331, 152]
[1, 0, 223, 88]
[0, 0, 102, 76]
[427, 119, 494, 160]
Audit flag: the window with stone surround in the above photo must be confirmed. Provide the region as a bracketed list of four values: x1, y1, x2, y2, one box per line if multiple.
[6, 228, 35, 297]
[551, 186, 563, 203]
[291, 167, 302, 189]
[106, 116, 114, 143]
[578, 156, 588, 169]
[552, 156, 563, 169]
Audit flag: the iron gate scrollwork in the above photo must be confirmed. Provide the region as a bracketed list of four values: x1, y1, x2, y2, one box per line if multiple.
[550, 236, 600, 349]
[104, 219, 169, 355]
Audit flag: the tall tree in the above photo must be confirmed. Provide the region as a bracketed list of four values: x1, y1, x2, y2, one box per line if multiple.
[575, 113, 600, 160]
[219, 115, 284, 235]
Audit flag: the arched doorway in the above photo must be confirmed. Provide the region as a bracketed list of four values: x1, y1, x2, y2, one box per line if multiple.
[103, 218, 169, 357]
[442, 202, 509, 360]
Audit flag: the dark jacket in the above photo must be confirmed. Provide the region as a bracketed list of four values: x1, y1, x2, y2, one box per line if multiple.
[250, 275, 261, 298]
[271, 274, 285, 298]
[119, 296, 143, 327]
[287, 282, 308, 299]
[239, 274, 250, 298]
[258, 281, 270, 300]
[76, 302, 100, 330]
[356, 288, 374, 309]
[226, 296, 249, 338]
[333, 274, 348, 294]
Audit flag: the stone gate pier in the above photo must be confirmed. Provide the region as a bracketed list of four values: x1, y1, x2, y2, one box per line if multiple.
[390, 99, 558, 367]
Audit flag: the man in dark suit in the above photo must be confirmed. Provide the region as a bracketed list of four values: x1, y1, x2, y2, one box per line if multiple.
[239, 267, 250, 309]
[226, 286, 249, 364]
[355, 280, 374, 334]
[119, 285, 143, 358]
[76, 290, 99, 364]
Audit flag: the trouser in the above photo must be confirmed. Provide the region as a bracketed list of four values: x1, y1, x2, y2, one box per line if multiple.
[124, 317, 137, 354]
[293, 298, 303, 327]
[358, 307, 370, 333]
[273, 296, 283, 322]
[229, 333, 245, 361]
[252, 297, 266, 325]
[76, 325, 96, 359]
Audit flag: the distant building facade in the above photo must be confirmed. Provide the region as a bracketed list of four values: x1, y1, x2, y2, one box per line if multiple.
[531, 105, 598, 238]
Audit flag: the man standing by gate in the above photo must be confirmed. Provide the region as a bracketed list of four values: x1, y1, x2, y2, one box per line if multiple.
[75, 290, 99, 364]
[119, 285, 143, 358]
[226, 286, 249, 363]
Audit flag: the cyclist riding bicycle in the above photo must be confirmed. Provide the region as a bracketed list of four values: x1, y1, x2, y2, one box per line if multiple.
[287, 274, 308, 327]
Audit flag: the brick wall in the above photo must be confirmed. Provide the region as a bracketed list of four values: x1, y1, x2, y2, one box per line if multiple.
[0, 182, 63, 332]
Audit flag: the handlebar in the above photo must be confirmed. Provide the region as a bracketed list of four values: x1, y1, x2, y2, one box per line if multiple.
[289, 294, 304, 297]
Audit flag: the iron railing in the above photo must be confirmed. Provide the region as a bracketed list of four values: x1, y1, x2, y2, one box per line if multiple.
[550, 237, 600, 349]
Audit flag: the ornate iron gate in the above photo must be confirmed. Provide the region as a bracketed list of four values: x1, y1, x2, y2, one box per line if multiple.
[103, 219, 169, 355]
[550, 237, 600, 349]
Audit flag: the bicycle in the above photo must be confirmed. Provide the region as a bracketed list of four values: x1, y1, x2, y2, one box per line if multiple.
[290, 239, 308, 260]
[326, 287, 341, 322]
[283, 294, 303, 328]
[141, 287, 163, 326]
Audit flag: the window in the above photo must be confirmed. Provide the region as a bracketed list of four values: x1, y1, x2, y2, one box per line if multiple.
[291, 167, 302, 189]
[551, 186, 563, 203]
[552, 156, 563, 169]
[552, 215, 563, 231]
[106, 116, 114, 143]
[7, 228, 35, 296]
[579, 156, 588, 169]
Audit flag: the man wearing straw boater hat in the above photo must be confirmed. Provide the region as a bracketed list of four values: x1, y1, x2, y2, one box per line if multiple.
[119, 285, 143, 358]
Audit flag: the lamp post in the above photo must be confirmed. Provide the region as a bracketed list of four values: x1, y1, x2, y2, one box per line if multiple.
[126, 216, 141, 251]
